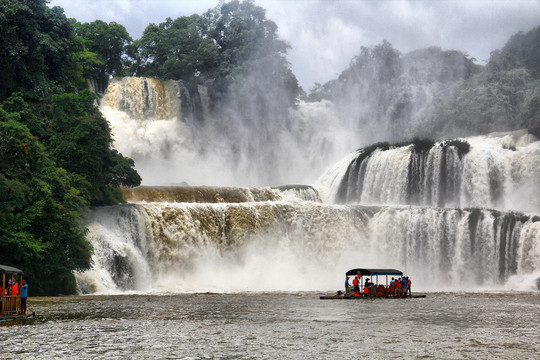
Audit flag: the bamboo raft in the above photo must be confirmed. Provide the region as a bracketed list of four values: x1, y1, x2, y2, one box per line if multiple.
[320, 268, 426, 300]
[320, 294, 427, 299]
[0, 310, 36, 323]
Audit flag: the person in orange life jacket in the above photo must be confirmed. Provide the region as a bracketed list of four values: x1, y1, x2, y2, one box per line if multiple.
[376, 284, 384, 297]
[352, 276, 360, 295]
[363, 278, 371, 296]
[20, 280, 28, 315]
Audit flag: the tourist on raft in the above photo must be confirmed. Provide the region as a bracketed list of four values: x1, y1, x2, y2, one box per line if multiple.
[353, 276, 360, 295]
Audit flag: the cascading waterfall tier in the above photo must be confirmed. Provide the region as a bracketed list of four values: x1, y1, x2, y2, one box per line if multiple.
[121, 185, 321, 203]
[319, 130, 540, 213]
[77, 198, 540, 293]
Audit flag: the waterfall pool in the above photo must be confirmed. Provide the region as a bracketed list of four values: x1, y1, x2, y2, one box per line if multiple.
[1, 291, 538, 359]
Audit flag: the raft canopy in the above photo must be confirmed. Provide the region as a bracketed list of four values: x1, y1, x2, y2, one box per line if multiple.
[346, 268, 403, 277]
[0, 265, 24, 275]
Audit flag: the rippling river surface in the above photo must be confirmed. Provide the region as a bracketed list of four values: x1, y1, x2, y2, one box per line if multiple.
[1, 292, 539, 359]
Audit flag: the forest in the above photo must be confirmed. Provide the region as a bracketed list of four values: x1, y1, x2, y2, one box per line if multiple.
[0, 0, 538, 295]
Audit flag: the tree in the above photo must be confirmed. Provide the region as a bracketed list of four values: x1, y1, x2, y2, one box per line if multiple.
[203, 0, 289, 76]
[133, 15, 219, 81]
[74, 20, 133, 83]
[488, 26, 540, 77]
[0, 107, 91, 295]
[48, 90, 141, 205]
[0, 0, 79, 101]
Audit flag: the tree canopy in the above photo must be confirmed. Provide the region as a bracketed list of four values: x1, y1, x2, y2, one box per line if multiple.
[130, 0, 299, 106]
[0, 0, 80, 100]
[74, 20, 133, 88]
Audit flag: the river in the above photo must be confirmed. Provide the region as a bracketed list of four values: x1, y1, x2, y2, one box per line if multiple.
[1, 292, 539, 359]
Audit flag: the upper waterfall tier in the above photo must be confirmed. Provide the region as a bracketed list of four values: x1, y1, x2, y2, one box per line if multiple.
[101, 77, 207, 122]
[318, 130, 540, 212]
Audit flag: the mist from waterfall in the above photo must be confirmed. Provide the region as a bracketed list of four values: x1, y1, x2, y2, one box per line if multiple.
[100, 77, 360, 187]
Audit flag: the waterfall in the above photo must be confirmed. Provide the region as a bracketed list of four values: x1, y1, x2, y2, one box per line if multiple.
[323, 131, 540, 213]
[77, 200, 540, 293]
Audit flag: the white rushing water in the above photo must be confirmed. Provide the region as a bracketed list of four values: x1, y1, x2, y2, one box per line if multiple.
[319, 130, 540, 213]
[77, 200, 540, 294]
[81, 76, 540, 295]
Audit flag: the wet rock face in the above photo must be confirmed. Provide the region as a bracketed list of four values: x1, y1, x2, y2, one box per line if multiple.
[536, 277, 540, 290]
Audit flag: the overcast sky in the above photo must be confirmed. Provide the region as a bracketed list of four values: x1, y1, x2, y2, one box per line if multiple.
[49, 0, 540, 90]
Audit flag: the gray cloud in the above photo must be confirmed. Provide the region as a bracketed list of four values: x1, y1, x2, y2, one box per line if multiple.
[50, 0, 540, 89]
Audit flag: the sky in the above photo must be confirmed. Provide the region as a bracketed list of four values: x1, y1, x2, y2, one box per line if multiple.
[49, 0, 540, 91]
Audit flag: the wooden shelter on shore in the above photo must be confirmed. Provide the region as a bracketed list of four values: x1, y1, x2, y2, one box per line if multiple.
[1, 264, 34, 322]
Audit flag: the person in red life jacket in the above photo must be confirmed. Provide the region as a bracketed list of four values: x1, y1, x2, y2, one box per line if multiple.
[376, 284, 384, 297]
[395, 277, 402, 296]
[407, 277, 412, 296]
[352, 276, 360, 295]
[11, 279, 19, 296]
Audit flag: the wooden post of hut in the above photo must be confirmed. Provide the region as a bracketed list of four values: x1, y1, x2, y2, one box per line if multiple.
[1, 272, 4, 315]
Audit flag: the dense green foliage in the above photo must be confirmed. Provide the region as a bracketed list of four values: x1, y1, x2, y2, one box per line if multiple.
[0, 0, 81, 100]
[132, 15, 219, 81]
[0, 0, 140, 295]
[48, 91, 141, 205]
[0, 104, 91, 295]
[73, 19, 133, 90]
